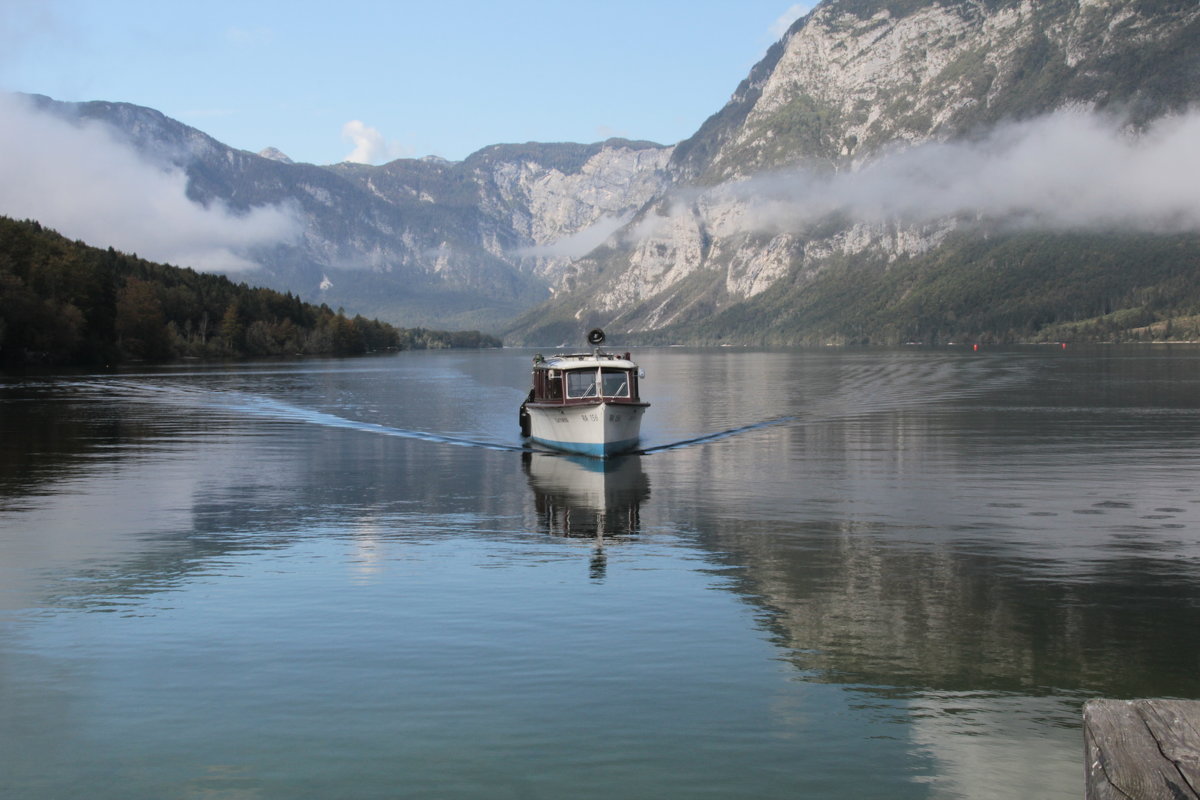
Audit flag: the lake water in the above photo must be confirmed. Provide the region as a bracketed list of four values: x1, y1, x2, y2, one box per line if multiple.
[3, 345, 1200, 799]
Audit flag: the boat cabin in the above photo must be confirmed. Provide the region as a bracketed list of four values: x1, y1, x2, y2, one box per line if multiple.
[528, 352, 643, 406]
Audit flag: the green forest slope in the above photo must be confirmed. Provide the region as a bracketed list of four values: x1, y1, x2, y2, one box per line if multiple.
[626, 230, 1200, 346]
[0, 217, 500, 368]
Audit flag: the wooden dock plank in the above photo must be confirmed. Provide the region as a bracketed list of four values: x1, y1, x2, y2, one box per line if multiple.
[1085, 699, 1200, 800]
[1138, 700, 1200, 795]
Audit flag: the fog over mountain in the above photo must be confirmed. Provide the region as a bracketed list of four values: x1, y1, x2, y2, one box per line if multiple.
[649, 110, 1200, 239]
[0, 93, 302, 272]
[0, 91, 672, 331]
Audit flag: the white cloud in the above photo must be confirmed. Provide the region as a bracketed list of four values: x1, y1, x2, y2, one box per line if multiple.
[711, 110, 1200, 235]
[770, 4, 814, 39]
[519, 213, 633, 260]
[341, 120, 407, 165]
[0, 93, 301, 271]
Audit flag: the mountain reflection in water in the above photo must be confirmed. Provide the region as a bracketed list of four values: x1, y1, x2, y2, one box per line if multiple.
[4, 347, 1200, 800]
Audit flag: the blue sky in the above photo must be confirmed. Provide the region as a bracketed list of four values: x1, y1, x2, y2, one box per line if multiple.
[2, 1, 814, 165]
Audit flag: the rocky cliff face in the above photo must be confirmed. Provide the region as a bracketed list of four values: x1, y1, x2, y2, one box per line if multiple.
[285, 139, 670, 329]
[508, 0, 1200, 344]
[705, 0, 1194, 176]
[468, 142, 673, 283]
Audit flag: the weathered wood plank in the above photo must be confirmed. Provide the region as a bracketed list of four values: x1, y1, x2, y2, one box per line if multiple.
[1085, 700, 1173, 800]
[1139, 700, 1200, 796]
[1085, 699, 1200, 800]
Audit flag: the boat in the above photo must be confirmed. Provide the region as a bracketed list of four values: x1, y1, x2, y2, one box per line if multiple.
[519, 329, 649, 458]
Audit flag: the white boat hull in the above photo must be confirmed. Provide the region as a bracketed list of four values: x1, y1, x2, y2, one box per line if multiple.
[525, 401, 646, 457]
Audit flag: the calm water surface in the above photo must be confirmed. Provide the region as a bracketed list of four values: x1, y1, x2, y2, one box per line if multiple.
[3, 346, 1200, 799]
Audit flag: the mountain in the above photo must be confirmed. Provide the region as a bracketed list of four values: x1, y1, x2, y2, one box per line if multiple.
[14, 0, 1200, 345]
[20, 93, 671, 333]
[506, 0, 1200, 345]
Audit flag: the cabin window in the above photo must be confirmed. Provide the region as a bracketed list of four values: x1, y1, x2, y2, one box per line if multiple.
[566, 371, 598, 398]
[537, 369, 563, 401]
[600, 369, 630, 398]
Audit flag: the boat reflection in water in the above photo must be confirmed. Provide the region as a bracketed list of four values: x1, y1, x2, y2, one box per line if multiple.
[523, 451, 650, 580]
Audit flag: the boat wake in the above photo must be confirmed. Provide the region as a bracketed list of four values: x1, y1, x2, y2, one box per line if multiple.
[69, 380, 529, 454]
[59, 348, 1029, 459]
[211, 389, 800, 457]
[637, 416, 798, 454]
[62, 378, 795, 458]
[220, 393, 533, 453]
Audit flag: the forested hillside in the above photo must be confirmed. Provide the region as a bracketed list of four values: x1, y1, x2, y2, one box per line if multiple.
[0, 217, 500, 367]
[626, 230, 1200, 346]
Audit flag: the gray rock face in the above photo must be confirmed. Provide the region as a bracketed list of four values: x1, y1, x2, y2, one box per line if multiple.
[26, 93, 671, 330]
[507, 0, 1200, 343]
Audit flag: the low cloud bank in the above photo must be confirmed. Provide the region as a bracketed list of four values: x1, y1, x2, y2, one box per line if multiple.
[0, 93, 301, 272]
[519, 213, 633, 260]
[711, 110, 1200, 236]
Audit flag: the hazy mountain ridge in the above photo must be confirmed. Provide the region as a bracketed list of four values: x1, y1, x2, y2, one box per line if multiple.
[13, 0, 1200, 344]
[505, 0, 1200, 344]
[21, 93, 670, 331]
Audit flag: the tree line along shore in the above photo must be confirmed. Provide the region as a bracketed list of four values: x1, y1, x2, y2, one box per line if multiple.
[0, 217, 500, 368]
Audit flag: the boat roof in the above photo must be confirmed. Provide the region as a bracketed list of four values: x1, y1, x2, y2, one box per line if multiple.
[535, 351, 638, 370]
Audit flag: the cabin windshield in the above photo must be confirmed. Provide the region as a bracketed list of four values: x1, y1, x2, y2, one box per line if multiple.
[600, 368, 630, 398]
[565, 367, 632, 399]
[565, 370, 598, 398]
